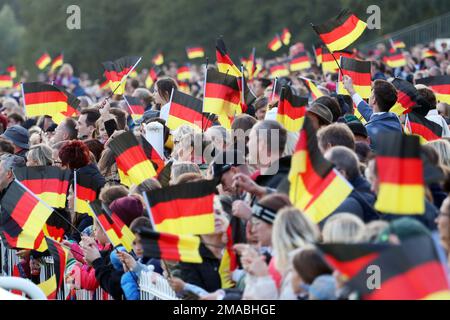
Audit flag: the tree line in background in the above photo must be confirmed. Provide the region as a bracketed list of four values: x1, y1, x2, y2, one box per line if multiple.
[0, 0, 448, 79]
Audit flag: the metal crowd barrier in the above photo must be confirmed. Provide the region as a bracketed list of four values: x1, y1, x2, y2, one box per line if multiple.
[139, 270, 178, 300]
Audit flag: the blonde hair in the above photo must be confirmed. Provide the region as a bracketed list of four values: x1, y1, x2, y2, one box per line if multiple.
[170, 161, 201, 184]
[271, 207, 320, 272]
[27, 144, 53, 166]
[94, 114, 117, 139]
[322, 213, 365, 243]
[426, 139, 450, 167]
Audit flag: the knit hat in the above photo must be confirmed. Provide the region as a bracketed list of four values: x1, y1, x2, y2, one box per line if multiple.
[376, 217, 431, 243]
[346, 121, 368, 138]
[1, 125, 29, 149]
[308, 275, 337, 300]
[109, 195, 144, 227]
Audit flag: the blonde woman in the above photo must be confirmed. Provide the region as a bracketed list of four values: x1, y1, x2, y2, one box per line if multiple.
[26, 143, 53, 166]
[322, 213, 366, 243]
[426, 139, 450, 167]
[93, 114, 117, 144]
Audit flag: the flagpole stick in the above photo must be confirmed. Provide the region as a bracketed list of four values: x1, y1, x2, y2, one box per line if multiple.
[271, 77, 278, 102]
[123, 95, 137, 120]
[240, 65, 245, 105]
[20, 83, 27, 118]
[201, 64, 208, 133]
[141, 191, 155, 227]
[311, 24, 345, 77]
[73, 170, 77, 214]
[105, 56, 143, 104]
[13, 179, 83, 235]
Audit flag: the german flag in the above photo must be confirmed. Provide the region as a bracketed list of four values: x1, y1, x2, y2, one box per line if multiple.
[317, 243, 389, 279]
[416, 75, 450, 104]
[374, 133, 425, 215]
[312, 9, 367, 52]
[177, 80, 191, 94]
[345, 235, 450, 300]
[89, 200, 134, 251]
[109, 131, 156, 186]
[14, 166, 71, 209]
[0, 181, 53, 250]
[268, 34, 282, 52]
[99, 79, 109, 91]
[152, 52, 164, 66]
[141, 136, 165, 175]
[390, 39, 406, 50]
[288, 117, 353, 223]
[186, 46, 205, 59]
[38, 237, 69, 299]
[109, 207, 136, 252]
[177, 65, 191, 81]
[138, 227, 202, 263]
[246, 48, 257, 80]
[337, 56, 371, 98]
[313, 44, 323, 65]
[300, 77, 324, 101]
[218, 217, 241, 288]
[7, 65, 17, 78]
[422, 48, 438, 59]
[74, 170, 103, 216]
[269, 63, 290, 78]
[321, 48, 353, 73]
[145, 180, 216, 235]
[102, 56, 141, 95]
[145, 65, 162, 89]
[276, 86, 308, 133]
[22, 82, 68, 117]
[52, 85, 81, 124]
[124, 95, 145, 121]
[167, 90, 211, 131]
[0, 73, 13, 89]
[290, 51, 311, 72]
[405, 112, 442, 144]
[389, 78, 417, 116]
[50, 53, 64, 72]
[36, 53, 51, 70]
[281, 28, 291, 46]
[203, 68, 241, 129]
[383, 50, 407, 68]
[216, 38, 242, 77]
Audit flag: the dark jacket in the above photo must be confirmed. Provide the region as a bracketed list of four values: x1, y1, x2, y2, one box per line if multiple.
[381, 200, 439, 231]
[92, 249, 124, 300]
[255, 156, 291, 189]
[323, 175, 379, 225]
[356, 100, 402, 151]
[77, 163, 106, 188]
[177, 243, 221, 292]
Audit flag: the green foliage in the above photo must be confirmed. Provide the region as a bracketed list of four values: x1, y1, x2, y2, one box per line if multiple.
[0, 0, 448, 78]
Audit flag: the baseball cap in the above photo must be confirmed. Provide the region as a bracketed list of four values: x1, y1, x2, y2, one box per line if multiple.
[212, 149, 246, 179]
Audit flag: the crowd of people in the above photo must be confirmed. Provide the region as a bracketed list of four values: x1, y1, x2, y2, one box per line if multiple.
[0, 37, 450, 300]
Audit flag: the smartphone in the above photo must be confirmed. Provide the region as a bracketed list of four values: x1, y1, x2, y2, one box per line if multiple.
[105, 119, 117, 137]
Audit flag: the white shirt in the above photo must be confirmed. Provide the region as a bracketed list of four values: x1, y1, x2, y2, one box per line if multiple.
[426, 109, 450, 137]
[159, 102, 170, 121]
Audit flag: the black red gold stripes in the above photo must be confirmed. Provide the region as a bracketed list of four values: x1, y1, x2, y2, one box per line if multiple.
[337, 56, 371, 98]
[22, 82, 68, 117]
[124, 95, 145, 121]
[268, 34, 282, 52]
[405, 112, 442, 143]
[312, 9, 367, 52]
[216, 38, 242, 77]
[186, 47, 205, 59]
[36, 53, 51, 69]
[167, 90, 209, 131]
[374, 133, 425, 215]
[177, 65, 191, 81]
[390, 78, 417, 115]
[145, 179, 216, 235]
[75, 170, 103, 215]
[289, 51, 311, 72]
[89, 200, 124, 249]
[102, 56, 140, 95]
[416, 75, 450, 104]
[138, 227, 202, 263]
[276, 85, 308, 133]
[383, 49, 407, 68]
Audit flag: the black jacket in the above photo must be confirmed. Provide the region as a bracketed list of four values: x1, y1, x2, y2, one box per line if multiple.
[177, 243, 221, 292]
[77, 163, 106, 188]
[92, 249, 124, 300]
[255, 156, 291, 189]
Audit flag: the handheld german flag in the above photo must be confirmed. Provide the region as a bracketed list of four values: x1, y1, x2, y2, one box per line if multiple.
[0, 180, 54, 250]
[138, 227, 202, 263]
[281, 28, 291, 46]
[247, 48, 257, 80]
[177, 64, 191, 81]
[312, 9, 367, 52]
[321, 48, 353, 74]
[374, 133, 425, 215]
[300, 77, 324, 101]
[313, 44, 323, 65]
[145, 65, 162, 89]
[203, 68, 241, 129]
[289, 51, 311, 72]
[422, 48, 438, 59]
[389, 78, 417, 116]
[74, 170, 103, 216]
[268, 34, 282, 52]
[152, 52, 164, 66]
[108, 131, 156, 186]
[405, 112, 442, 144]
[0, 73, 13, 89]
[216, 38, 242, 77]
[167, 90, 212, 131]
[124, 95, 145, 121]
[337, 56, 371, 99]
[50, 53, 64, 72]
[186, 46, 205, 59]
[102, 56, 141, 95]
[38, 237, 69, 299]
[383, 49, 407, 68]
[36, 53, 51, 70]
[416, 75, 450, 104]
[141, 136, 165, 175]
[52, 85, 81, 124]
[269, 62, 289, 78]
[276, 86, 308, 133]
[14, 166, 71, 209]
[109, 207, 136, 252]
[288, 117, 353, 223]
[345, 235, 450, 300]
[390, 39, 406, 50]
[22, 82, 68, 117]
[145, 180, 216, 235]
[7, 65, 17, 78]
[317, 242, 389, 279]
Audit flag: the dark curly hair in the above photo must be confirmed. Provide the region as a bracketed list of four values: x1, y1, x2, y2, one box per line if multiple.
[59, 140, 90, 169]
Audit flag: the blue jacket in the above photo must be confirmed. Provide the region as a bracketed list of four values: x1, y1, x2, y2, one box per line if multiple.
[121, 258, 163, 300]
[356, 100, 402, 151]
